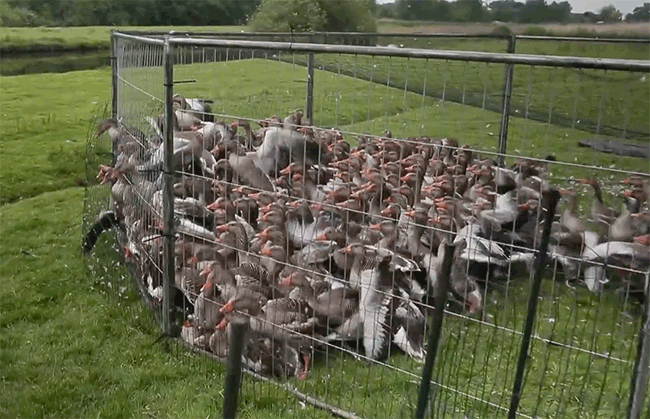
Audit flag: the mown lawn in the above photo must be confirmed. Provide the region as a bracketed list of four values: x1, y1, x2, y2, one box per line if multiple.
[2, 55, 648, 418]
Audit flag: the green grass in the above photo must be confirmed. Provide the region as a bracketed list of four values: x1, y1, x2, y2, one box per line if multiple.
[0, 187, 331, 419]
[291, 48, 649, 142]
[0, 50, 110, 76]
[2, 56, 648, 418]
[0, 68, 111, 204]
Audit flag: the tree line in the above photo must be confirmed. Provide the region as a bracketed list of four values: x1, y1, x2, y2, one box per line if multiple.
[1, 0, 648, 28]
[379, 0, 650, 24]
[1, 0, 262, 27]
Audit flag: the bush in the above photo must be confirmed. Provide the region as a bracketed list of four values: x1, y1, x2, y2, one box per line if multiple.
[491, 24, 512, 36]
[0, 4, 45, 27]
[249, 0, 377, 32]
[571, 27, 598, 38]
[523, 25, 549, 36]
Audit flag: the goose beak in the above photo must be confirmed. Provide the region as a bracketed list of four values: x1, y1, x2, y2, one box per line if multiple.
[216, 318, 230, 330]
[297, 353, 311, 380]
[199, 265, 212, 278]
[220, 301, 235, 314]
[368, 223, 381, 232]
[316, 233, 329, 241]
[633, 235, 650, 246]
[215, 224, 230, 233]
[280, 275, 294, 287]
[200, 277, 213, 292]
[404, 210, 416, 218]
[380, 207, 394, 217]
[622, 178, 632, 184]
[340, 245, 353, 254]
[206, 201, 220, 211]
[279, 166, 293, 176]
[623, 190, 634, 198]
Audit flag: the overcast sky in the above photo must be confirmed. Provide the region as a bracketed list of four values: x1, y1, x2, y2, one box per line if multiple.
[376, 0, 645, 14]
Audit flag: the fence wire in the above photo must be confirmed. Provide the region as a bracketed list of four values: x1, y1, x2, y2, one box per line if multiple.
[83, 33, 650, 419]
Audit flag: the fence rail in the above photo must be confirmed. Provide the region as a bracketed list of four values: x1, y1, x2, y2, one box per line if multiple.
[83, 30, 650, 419]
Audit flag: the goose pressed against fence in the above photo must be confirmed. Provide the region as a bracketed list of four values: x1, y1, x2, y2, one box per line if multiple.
[86, 93, 650, 380]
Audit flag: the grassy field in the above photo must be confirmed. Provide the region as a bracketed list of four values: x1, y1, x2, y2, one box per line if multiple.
[2, 55, 648, 418]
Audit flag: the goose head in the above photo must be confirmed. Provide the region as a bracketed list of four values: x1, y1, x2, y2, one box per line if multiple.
[633, 234, 650, 246]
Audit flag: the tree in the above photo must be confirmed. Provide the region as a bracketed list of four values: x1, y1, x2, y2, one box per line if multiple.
[546, 1, 571, 22]
[598, 4, 622, 22]
[248, 0, 376, 32]
[2, 0, 261, 27]
[625, 2, 650, 22]
[451, 0, 487, 21]
[489, 0, 525, 22]
[520, 0, 548, 23]
[317, 0, 377, 32]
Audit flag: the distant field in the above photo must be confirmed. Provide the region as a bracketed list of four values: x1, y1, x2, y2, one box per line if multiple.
[378, 18, 650, 37]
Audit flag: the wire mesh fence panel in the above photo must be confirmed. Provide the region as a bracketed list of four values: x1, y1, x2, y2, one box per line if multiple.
[85, 32, 650, 419]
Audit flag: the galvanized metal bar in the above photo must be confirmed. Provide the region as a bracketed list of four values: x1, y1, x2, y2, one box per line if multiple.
[415, 242, 456, 419]
[113, 31, 167, 45]
[516, 35, 650, 44]
[110, 31, 118, 166]
[110, 31, 118, 120]
[118, 30, 511, 40]
[507, 189, 561, 419]
[116, 30, 650, 47]
[497, 35, 516, 165]
[628, 273, 650, 419]
[161, 37, 650, 72]
[306, 52, 315, 125]
[223, 321, 248, 419]
[162, 35, 175, 337]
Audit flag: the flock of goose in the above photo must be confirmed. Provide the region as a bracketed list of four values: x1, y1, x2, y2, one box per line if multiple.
[89, 93, 650, 379]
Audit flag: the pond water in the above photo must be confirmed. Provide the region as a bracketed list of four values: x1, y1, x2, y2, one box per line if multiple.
[1, 50, 111, 76]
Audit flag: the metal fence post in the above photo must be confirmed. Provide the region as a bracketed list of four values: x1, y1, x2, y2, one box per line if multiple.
[507, 189, 561, 419]
[223, 321, 248, 419]
[306, 51, 315, 125]
[162, 35, 175, 336]
[415, 241, 456, 419]
[111, 32, 118, 120]
[628, 272, 650, 419]
[497, 35, 516, 165]
[110, 32, 118, 165]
